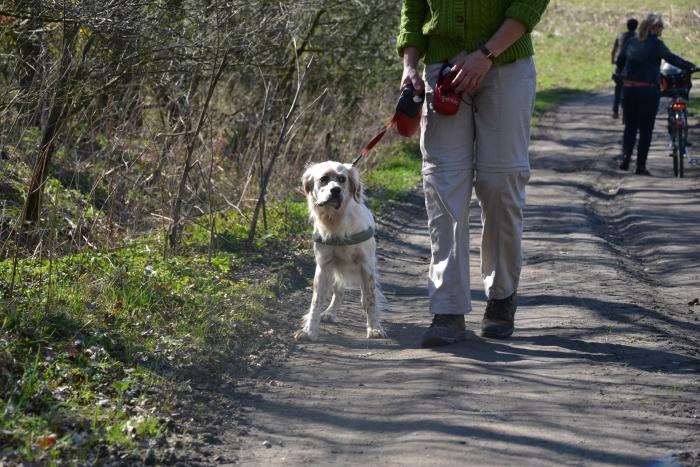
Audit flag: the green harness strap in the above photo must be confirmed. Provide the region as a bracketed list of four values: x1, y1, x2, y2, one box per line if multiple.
[312, 227, 374, 246]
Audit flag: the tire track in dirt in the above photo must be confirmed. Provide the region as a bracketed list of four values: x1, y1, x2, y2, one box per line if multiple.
[544, 92, 700, 353]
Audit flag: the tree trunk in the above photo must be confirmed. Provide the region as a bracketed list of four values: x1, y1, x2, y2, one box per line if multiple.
[21, 24, 79, 225]
[168, 52, 229, 253]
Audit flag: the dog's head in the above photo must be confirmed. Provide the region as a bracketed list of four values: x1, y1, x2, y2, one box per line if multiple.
[302, 161, 362, 211]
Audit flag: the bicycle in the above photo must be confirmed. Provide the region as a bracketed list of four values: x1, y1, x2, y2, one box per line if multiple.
[660, 64, 698, 178]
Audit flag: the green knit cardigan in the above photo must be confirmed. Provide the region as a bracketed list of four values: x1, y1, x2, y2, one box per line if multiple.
[397, 0, 550, 65]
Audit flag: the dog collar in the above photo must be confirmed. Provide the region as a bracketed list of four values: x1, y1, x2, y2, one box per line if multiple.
[313, 227, 374, 246]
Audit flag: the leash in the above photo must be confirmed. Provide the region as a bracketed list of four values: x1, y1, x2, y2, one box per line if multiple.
[351, 114, 399, 167]
[351, 84, 424, 167]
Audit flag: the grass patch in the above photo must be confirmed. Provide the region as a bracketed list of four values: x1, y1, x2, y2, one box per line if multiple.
[364, 141, 422, 212]
[0, 201, 308, 463]
[533, 1, 699, 113]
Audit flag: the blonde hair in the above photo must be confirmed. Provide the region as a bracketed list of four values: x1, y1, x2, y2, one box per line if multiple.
[638, 13, 663, 41]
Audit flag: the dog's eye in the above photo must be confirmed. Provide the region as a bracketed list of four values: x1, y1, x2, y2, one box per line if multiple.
[320, 175, 330, 184]
[337, 175, 346, 183]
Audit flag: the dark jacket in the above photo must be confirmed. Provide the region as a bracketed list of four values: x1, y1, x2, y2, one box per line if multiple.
[613, 30, 635, 66]
[617, 35, 695, 84]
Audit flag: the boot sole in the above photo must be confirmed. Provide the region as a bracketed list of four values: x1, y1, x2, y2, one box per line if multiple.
[421, 333, 466, 348]
[481, 328, 514, 339]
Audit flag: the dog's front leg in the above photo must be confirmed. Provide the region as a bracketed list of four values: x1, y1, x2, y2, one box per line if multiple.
[295, 264, 332, 341]
[360, 265, 386, 339]
[321, 282, 345, 323]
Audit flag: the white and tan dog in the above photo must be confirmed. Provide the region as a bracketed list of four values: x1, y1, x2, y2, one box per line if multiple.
[295, 161, 386, 341]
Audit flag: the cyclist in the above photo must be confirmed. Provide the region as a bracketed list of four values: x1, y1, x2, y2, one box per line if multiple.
[616, 13, 695, 176]
[611, 18, 638, 119]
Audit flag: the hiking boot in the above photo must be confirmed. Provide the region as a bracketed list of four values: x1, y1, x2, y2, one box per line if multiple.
[481, 293, 517, 339]
[421, 314, 466, 348]
[612, 111, 619, 119]
[635, 168, 652, 176]
[619, 157, 630, 171]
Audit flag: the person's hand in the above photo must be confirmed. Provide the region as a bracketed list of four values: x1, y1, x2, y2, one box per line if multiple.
[451, 49, 493, 95]
[401, 47, 425, 94]
[401, 64, 425, 94]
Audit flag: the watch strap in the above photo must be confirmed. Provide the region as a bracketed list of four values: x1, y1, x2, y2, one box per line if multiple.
[479, 44, 495, 61]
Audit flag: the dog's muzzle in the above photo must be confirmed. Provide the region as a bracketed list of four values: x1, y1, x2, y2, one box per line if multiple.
[317, 188, 343, 209]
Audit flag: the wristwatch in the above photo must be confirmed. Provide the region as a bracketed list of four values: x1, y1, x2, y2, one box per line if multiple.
[479, 44, 495, 61]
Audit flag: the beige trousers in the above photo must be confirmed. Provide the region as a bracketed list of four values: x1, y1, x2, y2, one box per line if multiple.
[420, 56, 536, 314]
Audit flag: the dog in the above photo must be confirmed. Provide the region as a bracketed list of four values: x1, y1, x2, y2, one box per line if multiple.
[294, 161, 386, 341]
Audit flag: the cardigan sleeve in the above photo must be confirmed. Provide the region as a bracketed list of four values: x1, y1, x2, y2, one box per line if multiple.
[505, 0, 550, 32]
[396, 0, 428, 57]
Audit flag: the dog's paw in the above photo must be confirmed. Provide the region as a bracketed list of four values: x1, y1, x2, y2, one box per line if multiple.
[294, 329, 317, 341]
[320, 312, 337, 324]
[367, 326, 387, 339]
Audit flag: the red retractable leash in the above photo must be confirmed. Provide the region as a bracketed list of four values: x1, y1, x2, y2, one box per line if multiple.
[351, 84, 425, 167]
[351, 62, 468, 167]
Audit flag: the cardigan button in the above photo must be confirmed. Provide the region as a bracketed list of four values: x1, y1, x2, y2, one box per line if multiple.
[456, 15, 464, 23]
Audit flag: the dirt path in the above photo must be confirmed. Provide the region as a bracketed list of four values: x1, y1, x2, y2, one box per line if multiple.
[230, 92, 700, 466]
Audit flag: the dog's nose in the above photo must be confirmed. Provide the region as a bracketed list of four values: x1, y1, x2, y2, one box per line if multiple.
[330, 186, 341, 196]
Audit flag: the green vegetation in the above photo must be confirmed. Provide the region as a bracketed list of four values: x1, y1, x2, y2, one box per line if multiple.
[0, 143, 419, 464]
[0, 210, 305, 463]
[364, 141, 423, 212]
[533, 0, 699, 113]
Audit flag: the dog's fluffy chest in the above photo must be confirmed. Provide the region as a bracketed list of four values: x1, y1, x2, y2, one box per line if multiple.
[315, 243, 369, 267]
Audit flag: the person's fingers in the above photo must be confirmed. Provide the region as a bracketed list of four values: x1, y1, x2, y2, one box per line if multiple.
[457, 69, 489, 94]
[469, 76, 484, 94]
[401, 69, 415, 89]
[460, 79, 474, 95]
[456, 73, 476, 94]
[401, 67, 425, 94]
[414, 80, 425, 94]
[412, 74, 425, 93]
[451, 69, 466, 89]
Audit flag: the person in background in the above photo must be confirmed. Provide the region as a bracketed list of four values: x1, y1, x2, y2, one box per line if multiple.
[616, 13, 695, 176]
[396, 0, 549, 347]
[611, 18, 638, 119]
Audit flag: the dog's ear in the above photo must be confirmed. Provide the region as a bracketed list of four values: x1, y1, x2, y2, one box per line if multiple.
[301, 167, 315, 196]
[346, 164, 362, 202]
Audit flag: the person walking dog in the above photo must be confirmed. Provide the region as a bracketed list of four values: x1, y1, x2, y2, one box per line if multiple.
[616, 13, 695, 175]
[397, 0, 549, 347]
[611, 18, 638, 119]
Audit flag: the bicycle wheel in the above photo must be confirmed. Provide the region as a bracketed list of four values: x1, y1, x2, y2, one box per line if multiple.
[678, 125, 685, 178]
[673, 126, 681, 177]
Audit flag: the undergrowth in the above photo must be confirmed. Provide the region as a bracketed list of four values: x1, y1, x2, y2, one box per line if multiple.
[0, 141, 420, 464]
